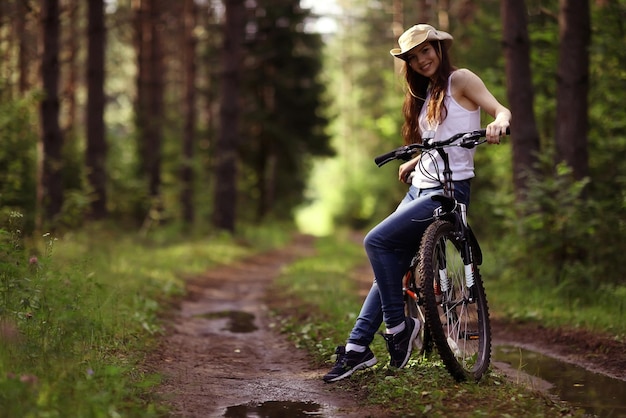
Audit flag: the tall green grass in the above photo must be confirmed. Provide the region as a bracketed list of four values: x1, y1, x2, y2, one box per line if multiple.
[482, 240, 626, 337]
[0, 220, 290, 417]
[477, 159, 626, 339]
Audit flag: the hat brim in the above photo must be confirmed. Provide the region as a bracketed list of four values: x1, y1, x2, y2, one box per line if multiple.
[390, 37, 453, 60]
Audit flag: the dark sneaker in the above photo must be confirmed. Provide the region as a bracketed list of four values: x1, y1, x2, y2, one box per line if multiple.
[322, 346, 378, 383]
[383, 317, 420, 368]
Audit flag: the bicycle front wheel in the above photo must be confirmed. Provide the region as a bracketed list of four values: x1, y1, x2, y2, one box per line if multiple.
[418, 220, 491, 382]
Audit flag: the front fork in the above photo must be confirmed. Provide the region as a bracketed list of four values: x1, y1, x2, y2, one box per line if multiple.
[433, 202, 476, 303]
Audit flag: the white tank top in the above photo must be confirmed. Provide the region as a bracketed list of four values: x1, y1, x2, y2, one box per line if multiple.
[412, 71, 481, 188]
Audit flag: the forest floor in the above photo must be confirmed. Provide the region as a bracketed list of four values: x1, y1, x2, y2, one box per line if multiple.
[145, 234, 626, 417]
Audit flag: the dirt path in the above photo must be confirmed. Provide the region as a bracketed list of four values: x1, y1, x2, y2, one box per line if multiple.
[149, 235, 386, 417]
[149, 234, 626, 417]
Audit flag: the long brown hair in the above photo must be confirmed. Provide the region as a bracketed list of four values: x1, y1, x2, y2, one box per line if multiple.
[400, 41, 456, 145]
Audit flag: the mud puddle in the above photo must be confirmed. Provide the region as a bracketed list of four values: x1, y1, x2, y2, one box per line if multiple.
[494, 345, 626, 417]
[224, 400, 323, 417]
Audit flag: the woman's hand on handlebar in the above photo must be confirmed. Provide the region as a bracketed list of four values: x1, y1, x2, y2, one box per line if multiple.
[485, 112, 511, 144]
[398, 156, 420, 183]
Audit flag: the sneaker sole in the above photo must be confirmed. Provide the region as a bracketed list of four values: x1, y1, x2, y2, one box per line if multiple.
[398, 318, 421, 369]
[324, 357, 378, 383]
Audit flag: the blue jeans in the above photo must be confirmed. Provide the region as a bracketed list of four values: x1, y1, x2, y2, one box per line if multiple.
[347, 180, 471, 347]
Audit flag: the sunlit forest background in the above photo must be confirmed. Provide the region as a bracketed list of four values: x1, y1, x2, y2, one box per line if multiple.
[2, 0, 626, 294]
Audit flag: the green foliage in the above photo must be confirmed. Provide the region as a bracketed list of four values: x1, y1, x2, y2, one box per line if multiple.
[508, 158, 594, 288]
[466, 1, 625, 335]
[0, 227, 171, 416]
[478, 0, 626, 312]
[238, 0, 333, 221]
[0, 217, 290, 416]
[0, 92, 39, 233]
[483, 155, 626, 333]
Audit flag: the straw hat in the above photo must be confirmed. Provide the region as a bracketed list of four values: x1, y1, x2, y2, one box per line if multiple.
[390, 24, 453, 60]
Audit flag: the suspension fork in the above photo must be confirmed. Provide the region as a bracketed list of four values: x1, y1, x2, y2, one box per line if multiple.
[455, 205, 477, 303]
[435, 208, 476, 303]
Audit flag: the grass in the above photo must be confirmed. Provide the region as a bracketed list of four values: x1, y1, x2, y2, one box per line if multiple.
[480, 238, 626, 339]
[269, 231, 589, 417]
[0, 221, 291, 417]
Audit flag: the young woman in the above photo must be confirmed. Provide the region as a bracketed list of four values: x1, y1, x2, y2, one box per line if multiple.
[323, 24, 511, 383]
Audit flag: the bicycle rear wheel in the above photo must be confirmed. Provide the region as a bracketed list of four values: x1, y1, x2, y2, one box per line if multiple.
[418, 220, 491, 382]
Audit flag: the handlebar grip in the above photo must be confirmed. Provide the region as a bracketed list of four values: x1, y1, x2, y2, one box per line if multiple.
[476, 127, 511, 137]
[374, 150, 398, 167]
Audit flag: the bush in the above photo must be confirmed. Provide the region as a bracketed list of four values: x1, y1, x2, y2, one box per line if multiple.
[496, 154, 626, 309]
[0, 94, 39, 233]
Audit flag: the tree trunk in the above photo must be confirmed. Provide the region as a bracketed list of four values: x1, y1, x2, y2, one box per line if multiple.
[134, 0, 164, 217]
[87, 0, 108, 219]
[16, 0, 30, 93]
[501, 0, 541, 201]
[555, 0, 590, 180]
[212, 0, 245, 232]
[181, 0, 197, 225]
[392, 0, 404, 75]
[40, 0, 64, 225]
[134, 0, 149, 178]
[416, 0, 433, 24]
[437, 0, 450, 30]
[146, 0, 164, 200]
[197, 1, 216, 153]
[65, 0, 78, 136]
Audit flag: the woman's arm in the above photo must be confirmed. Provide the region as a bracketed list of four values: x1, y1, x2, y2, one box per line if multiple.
[453, 69, 511, 143]
[399, 155, 420, 183]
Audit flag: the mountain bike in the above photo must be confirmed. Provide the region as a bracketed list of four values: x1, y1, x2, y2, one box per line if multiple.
[374, 128, 508, 382]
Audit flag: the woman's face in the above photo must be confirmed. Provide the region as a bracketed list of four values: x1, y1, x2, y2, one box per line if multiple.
[405, 42, 440, 78]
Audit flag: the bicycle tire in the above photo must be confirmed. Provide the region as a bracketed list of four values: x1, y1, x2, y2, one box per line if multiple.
[418, 220, 491, 382]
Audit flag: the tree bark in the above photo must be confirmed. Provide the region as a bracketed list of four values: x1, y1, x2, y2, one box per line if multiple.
[416, 0, 433, 24]
[146, 0, 164, 200]
[555, 0, 590, 180]
[65, 0, 78, 136]
[212, 0, 245, 232]
[87, 0, 108, 219]
[181, 0, 197, 225]
[16, 0, 30, 93]
[40, 0, 64, 225]
[134, 0, 164, 209]
[501, 0, 541, 201]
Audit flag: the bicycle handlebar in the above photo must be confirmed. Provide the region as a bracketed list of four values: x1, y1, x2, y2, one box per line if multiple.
[374, 128, 510, 167]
